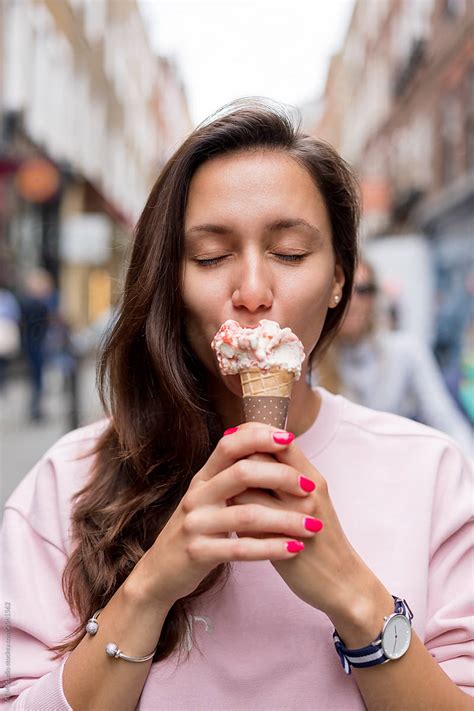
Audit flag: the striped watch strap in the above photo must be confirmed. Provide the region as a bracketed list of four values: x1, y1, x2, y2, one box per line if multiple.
[333, 596, 413, 675]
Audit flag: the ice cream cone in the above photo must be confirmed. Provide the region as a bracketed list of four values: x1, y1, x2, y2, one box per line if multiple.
[239, 368, 294, 428]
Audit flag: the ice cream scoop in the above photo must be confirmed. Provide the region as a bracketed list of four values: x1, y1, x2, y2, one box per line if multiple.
[211, 319, 305, 378]
[211, 319, 305, 428]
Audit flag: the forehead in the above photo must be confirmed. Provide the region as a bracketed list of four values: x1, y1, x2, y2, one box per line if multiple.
[184, 150, 330, 230]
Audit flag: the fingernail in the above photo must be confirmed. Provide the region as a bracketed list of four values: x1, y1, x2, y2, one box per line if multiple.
[273, 431, 295, 445]
[299, 475, 316, 493]
[304, 517, 323, 533]
[287, 540, 305, 553]
[223, 427, 239, 436]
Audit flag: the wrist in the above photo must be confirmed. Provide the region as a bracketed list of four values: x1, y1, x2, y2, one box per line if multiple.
[122, 563, 175, 616]
[328, 582, 394, 649]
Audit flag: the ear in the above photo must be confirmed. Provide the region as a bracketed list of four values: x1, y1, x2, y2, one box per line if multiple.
[328, 263, 345, 309]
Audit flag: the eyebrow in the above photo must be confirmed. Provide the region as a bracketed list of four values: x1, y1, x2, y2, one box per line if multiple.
[185, 218, 322, 240]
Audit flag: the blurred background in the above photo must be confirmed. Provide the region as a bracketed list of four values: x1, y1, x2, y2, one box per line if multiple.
[0, 0, 472, 508]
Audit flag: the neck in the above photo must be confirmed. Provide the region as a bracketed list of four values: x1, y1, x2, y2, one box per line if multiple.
[287, 380, 321, 437]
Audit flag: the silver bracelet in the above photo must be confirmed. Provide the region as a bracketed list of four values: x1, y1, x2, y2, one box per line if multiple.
[86, 608, 157, 663]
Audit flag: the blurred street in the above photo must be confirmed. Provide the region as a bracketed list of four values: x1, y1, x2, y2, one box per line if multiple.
[0, 358, 103, 511]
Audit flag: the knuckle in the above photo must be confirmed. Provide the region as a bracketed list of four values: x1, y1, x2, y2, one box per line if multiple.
[186, 538, 204, 562]
[299, 498, 316, 516]
[233, 460, 250, 486]
[180, 493, 195, 514]
[235, 505, 257, 528]
[230, 538, 246, 560]
[181, 512, 197, 536]
[218, 435, 234, 457]
[188, 473, 199, 489]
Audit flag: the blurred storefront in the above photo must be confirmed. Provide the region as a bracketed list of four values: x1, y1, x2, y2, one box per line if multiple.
[310, 0, 474, 419]
[0, 0, 191, 328]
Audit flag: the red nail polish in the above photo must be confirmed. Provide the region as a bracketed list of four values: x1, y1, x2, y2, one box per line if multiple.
[304, 517, 323, 533]
[273, 431, 295, 445]
[287, 540, 305, 553]
[223, 427, 239, 436]
[299, 475, 316, 493]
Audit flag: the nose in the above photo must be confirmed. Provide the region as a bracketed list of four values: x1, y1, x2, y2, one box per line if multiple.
[231, 254, 273, 313]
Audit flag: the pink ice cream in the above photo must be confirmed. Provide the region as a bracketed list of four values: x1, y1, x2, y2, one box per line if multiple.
[211, 319, 305, 379]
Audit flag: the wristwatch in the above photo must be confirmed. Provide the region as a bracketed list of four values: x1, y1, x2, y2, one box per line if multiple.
[333, 595, 413, 675]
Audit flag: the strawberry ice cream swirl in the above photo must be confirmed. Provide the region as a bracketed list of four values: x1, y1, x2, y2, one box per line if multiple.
[211, 319, 305, 379]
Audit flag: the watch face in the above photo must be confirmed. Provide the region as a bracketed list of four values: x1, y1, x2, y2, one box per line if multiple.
[381, 614, 412, 660]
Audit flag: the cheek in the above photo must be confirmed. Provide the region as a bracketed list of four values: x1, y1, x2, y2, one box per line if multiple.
[285, 272, 334, 354]
[288, 268, 333, 317]
[182, 266, 224, 314]
[182, 277, 221, 367]
[183, 308, 216, 375]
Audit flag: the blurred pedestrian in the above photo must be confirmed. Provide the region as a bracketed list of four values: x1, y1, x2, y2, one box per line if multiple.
[317, 259, 473, 454]
[18, 268, 55, 422]
[0, 283, 21, 391]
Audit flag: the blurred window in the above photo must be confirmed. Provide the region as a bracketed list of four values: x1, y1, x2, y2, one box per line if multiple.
[88, 270, 111, 323]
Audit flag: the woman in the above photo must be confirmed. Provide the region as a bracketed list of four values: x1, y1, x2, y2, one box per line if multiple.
[317, 260, 473, 454]
[1, 101, 472, 710]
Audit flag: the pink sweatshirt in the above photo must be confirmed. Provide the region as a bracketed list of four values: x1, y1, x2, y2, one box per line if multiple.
[1, 388, 473, 709]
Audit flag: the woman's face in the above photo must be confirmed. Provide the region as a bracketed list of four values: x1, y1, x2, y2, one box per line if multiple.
[182, 150, 345, 396]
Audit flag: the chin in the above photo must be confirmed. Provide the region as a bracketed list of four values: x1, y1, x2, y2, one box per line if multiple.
[207, 366, 243, 398]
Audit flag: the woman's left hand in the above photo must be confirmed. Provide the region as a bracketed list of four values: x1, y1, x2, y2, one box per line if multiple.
[230, 425, 390, 629]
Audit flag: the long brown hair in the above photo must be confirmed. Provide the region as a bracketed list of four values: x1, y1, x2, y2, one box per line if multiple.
[49, 99, 360, 663]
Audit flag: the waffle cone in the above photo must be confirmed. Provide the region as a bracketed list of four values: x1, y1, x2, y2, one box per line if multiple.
[239, 368, 294, 428]
[239, 368, 294, 398]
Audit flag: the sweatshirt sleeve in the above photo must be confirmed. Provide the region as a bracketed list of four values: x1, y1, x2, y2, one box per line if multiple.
[424, 444, 474, 695]
[1, 505, 74, 709]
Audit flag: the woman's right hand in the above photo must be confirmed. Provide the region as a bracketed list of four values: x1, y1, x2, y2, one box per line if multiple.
[124, 423, 319, 610]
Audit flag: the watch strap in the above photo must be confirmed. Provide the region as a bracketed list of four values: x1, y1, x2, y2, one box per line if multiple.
[333, 631, 386, 674]
[333, 596, 413, 675]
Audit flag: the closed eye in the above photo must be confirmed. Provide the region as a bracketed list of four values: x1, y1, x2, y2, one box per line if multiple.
[193, 256, 228, 266]
[273, 253, 308, 262]
[192, 253, 309, 267]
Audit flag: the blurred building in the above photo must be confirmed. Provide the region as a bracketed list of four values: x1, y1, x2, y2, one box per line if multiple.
[155, 56, 193, 164]
[311, 0, 473, 416]
[313, 0, 473, 235]
[0, 0, 191, 328]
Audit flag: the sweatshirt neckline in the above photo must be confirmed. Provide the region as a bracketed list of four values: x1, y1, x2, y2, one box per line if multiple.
[295, 387, 343, 458]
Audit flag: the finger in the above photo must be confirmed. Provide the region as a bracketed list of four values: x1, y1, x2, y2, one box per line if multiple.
[198, 422, 297, 482]
[228, 488, 276, 508]
[185, 504, 323, 538]
[272, 441, 322, 490]
[187, 535, 306, 564]
[192, 458, 311, 506]
[229, 490, 316, 519]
